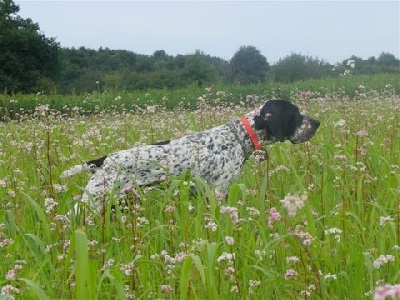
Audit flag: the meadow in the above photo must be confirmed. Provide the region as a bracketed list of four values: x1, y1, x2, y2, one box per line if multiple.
[0, 79, 399, 299]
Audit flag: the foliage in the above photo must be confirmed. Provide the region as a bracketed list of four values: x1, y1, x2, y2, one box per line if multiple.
[1, 0, 399, 94]
[0, 74, 398, 120]
[182, 50, 219, 87]
[333, 52, 400, 76]
[0, 0, 60, 93]
[0, 83, 399, 299]
[57, 47, 228, 93]
[271, 53, 332, 83]
[229, 45, 270, 84]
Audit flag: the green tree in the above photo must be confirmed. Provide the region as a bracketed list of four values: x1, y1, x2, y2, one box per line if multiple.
[229, 45, 270, 84]
[0, 0, 60, 93]
[183, 50, 218, 87]
[272, 53, 330, 83]
[377, 52, 399, 66]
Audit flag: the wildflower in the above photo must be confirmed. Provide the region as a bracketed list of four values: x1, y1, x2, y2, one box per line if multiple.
[225, 236, 234, 245]
[204, 215, 218, 231]
[268, 207, 281, 228]
[53, 184, 67, 192]
[121, 215, 127, 224]
[225, 266, 235, 276]
[246, 94, 255, 102]
[161, 285, 174, 293]
[374, 284, 400, 300]
[281, 194, 307, 217]
[0, 238, 14, 248]
[302, 90, 314, 98]
[7, 190, 16, 198]
[269, 165, 290, 176]
[164, 205, 175, 213]
[57, 254, 66, 262]
[293, 227, 314, 246]
[1, 284, 20, 296]
[373, 255, 395, 269]
[254, 149, 267, 163]
[379, 216, 394, 226]
[334, 119, 346, 127]
[35, 104, 50, 116]
[44, 197, 58, 214]
[124, 285, 135, 300]
[286, 256, 300, 264]
[249, 280, 261, 294]
[217, 252, 235, 263]
[120, 262, 135, 276]
[255, 249, 266, 261]
[230, 285, 239, 293]
[285, 268, 298, 280]
[249, 280, 260, 287]
[324, 227, 342, 242]
[246, 207, 260, 219]
[301, 284, 317, 297]
[355, 129, 368, 137]
[324, 273, 338, 280]
[220, 206, 241, 224]
[136, 217, 149, 227]
[6, 269, 16, 280]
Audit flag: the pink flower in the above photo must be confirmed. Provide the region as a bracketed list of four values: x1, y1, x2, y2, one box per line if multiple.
[285, 268, 298, 280]
[374, 284, 400, 300]
[302, 90, 314, 97]
[161, 285, 174, 293]
[225, 236, 234, 245]
[268, 207, 281, 228]
[6, 269, 16, 280]
[373, 255, 395, 269]
[355, 129, 368, 137]
[281, 194, 307, 217]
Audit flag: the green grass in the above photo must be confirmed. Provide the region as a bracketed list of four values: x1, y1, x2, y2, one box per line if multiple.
[1, 73, 399, 119]
[0, 80, 399, 299]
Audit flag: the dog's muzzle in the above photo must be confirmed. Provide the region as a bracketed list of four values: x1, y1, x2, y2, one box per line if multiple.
[290, 116, 320, 144]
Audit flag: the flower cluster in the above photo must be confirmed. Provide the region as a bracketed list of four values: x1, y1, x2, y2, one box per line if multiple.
[220, 206, 241, 224]
[268, 207, 281, 229]
[373, 255, 395, 269]
[374, 284, 400, 300]
[281, 194, 307, 217]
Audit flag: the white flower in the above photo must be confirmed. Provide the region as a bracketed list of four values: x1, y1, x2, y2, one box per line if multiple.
[225, 236, 234, 245]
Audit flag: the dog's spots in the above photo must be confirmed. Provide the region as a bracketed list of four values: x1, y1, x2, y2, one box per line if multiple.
[152, 140, 171, 146]
[61, 100, 320, 212]
[87, 155, 107, 168]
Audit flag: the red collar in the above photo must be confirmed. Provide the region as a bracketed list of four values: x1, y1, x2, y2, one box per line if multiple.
[240, 116, 261, 150]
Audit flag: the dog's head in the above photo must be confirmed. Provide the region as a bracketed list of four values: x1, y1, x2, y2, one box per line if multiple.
[254, 100, 320, 144]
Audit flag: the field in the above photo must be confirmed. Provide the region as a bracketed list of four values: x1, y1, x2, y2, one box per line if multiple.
[0, 79, 399, 299]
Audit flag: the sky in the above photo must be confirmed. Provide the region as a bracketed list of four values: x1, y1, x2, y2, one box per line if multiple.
[15, 0, 400, 64]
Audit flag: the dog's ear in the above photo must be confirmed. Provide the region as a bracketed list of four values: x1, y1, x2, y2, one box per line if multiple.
[255, 100, 302, 142]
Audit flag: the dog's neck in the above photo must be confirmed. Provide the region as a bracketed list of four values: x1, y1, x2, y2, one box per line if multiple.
[228, 113, 268, 159]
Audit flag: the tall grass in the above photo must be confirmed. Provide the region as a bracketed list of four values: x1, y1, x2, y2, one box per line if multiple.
[1, 74, 398, 119]
[0, 81, 399, 299]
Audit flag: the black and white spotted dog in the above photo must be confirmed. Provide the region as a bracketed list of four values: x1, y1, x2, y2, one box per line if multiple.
[61, 100, 320, 212]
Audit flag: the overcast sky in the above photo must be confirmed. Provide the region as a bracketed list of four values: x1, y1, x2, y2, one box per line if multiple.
[16, 1, 399, 64]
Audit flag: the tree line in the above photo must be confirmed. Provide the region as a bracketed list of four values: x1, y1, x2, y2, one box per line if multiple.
[1, 0, 399, 94]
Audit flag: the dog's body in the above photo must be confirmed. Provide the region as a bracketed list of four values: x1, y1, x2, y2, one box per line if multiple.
[61, 100, 320, 212]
